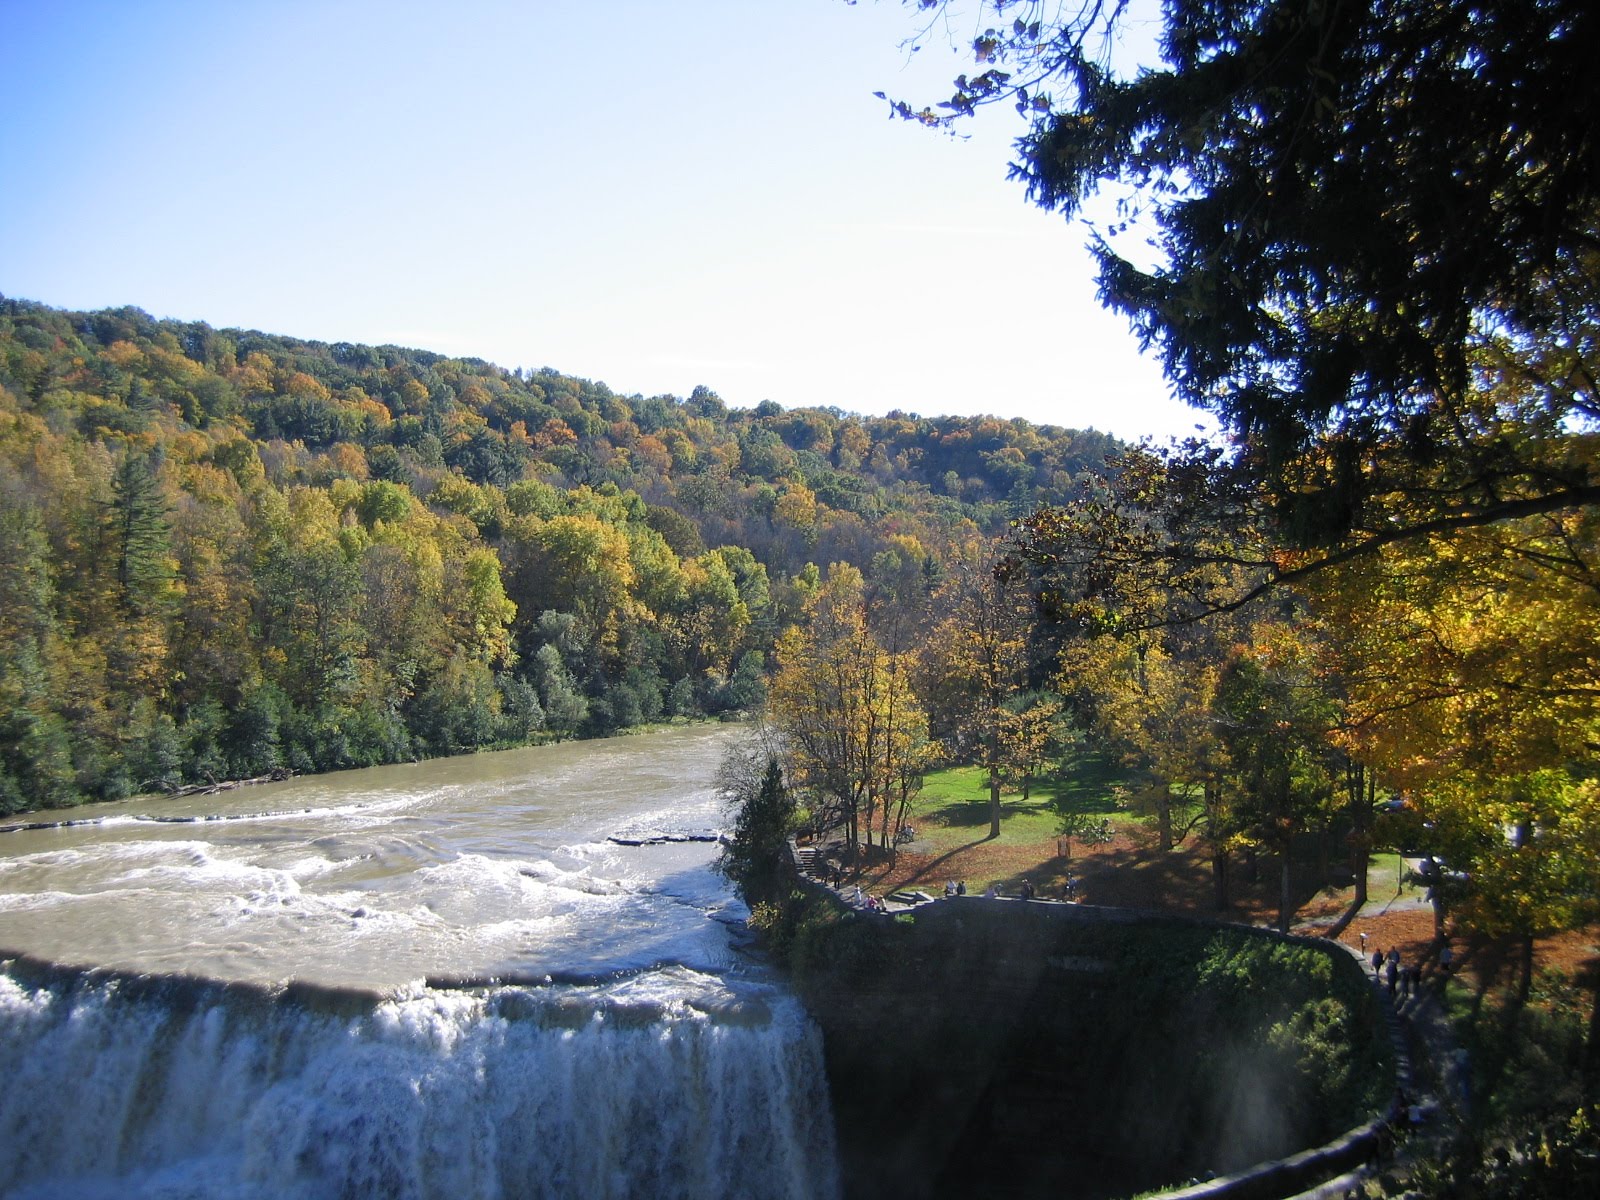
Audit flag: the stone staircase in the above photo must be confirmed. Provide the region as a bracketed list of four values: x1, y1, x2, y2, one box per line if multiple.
[790, 842, 824, 878]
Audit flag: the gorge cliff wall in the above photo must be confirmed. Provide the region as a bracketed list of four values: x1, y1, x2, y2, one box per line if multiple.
[791, 898, 1392, 1200]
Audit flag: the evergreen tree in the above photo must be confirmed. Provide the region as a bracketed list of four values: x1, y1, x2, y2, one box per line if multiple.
[716, 758, 795, 903]
[107, 449, 174, 618]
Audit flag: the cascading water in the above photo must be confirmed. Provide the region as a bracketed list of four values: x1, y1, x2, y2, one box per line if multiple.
[0, 965, 833, 1200]
[0, 726, 838, 1199]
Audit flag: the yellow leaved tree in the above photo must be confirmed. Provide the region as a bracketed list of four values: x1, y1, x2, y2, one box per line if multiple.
[768, 564, 930, 861]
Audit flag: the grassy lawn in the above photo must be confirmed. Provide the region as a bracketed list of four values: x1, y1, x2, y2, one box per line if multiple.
[1359, 851, 1430, 904]
[911, 766, 1058, 854]
[885, 754, 1435, 915]
[1047, 749, 1135, 818]
[911, 750, 1136, 855]
[867, 758, 1596, 1017]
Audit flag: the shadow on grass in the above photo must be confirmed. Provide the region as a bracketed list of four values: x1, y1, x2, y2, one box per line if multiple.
[895, 837, 1008, 889]
[926, 796, 1044, 830]
[913, 751, 1131, 834]
[1040, 750, 1130, 818]
[1008, 844, 1219, 909]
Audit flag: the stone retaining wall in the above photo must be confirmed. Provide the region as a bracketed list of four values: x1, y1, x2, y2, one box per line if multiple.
[778, 860, 1403, 1200]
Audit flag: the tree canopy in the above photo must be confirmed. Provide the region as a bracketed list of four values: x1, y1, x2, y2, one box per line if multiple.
[0, 295, 1119, 812]
[877, 2, 1600, 983]
[894, 0, 1600, 552]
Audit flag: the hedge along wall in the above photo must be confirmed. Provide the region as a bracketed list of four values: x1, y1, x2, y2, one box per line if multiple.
[789, 898, 1396, 1200]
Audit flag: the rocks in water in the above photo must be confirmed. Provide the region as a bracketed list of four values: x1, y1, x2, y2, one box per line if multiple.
[606, 830, 720, 847]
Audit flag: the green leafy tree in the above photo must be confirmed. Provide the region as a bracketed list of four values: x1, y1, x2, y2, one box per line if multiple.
[721, 650, 768, 713]
[534, 643, 587, 739]
[1213, 626, 1340, 933]
[257, 515, 364, 712]
[102, 448, 176, 693]
[667, 675, 698, 718]
[125, 697, 183, 793]
[0, 493, 55, 653]
[222, 684, 285, 778]
[496, 672, 545, 742]
[410, 650, 501, 755]
[355, 480, 413, 528]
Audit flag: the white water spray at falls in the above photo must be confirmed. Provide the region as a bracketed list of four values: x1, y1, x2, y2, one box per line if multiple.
[0, 727, 839, 1199]
[0, 965, 836, 1200]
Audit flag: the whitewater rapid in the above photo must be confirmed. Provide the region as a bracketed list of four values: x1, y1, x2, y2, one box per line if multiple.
[0, 726, 838, 1199]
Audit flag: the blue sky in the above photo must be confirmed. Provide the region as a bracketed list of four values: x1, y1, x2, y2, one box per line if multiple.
[0, 0, 1207, 442]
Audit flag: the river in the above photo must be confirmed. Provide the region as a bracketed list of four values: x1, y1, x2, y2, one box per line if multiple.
[0, 725, 838, 1200]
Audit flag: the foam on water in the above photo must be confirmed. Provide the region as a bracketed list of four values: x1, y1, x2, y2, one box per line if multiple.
[0, 727, 837, 1197]
[0, 965, 838, 1200]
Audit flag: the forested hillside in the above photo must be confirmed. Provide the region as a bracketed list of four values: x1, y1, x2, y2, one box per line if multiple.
[0, 296, 1118, 812]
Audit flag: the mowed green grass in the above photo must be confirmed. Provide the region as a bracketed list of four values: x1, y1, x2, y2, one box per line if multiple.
[911, 751, 1135, 854]
[1358, 851, 1431, 903]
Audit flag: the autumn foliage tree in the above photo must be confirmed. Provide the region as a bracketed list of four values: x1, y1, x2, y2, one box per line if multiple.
[767, 564, 930, 859]
[947, 0, 1600, 917]
[1059, 631, 1220, 854]
[1302, 506, 1600, 988]
[919, 548, 1035, 838]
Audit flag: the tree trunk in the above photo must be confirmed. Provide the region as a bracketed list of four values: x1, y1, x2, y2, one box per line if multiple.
[1157, 783, 1173, 852]
[1324, 896, 1363, 940]
[1203, 780, 1229, 910]
[988, 766, 1001, 840]
[1278, 854, 1293, 934]
[1211, 846, 1231, 911]
[1350, 764, 1372, 909]
[1517, 932, 1536, 1005]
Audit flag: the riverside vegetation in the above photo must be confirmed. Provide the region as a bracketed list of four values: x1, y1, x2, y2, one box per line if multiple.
[9, 2, 1600, 1192]
[0, 295, 1116, 812]
[3, 275, 1598, 1192]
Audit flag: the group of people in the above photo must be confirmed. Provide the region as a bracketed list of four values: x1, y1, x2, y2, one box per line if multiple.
[1363, 938, 1454, 1000]
[814, 855, 1074, 911]
[846, 885, 886, 912]
[939, 876, 1078, 901]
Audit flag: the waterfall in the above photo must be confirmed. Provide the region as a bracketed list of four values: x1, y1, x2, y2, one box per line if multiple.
[0, 960, 839, 1200]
